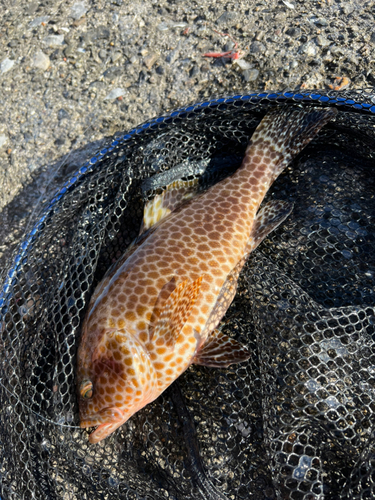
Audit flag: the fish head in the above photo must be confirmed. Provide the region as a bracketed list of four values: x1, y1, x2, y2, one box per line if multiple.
[77, 329, 158, 443]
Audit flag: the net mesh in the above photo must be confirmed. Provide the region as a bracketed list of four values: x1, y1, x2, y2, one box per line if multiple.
[1, 90, 375, 500]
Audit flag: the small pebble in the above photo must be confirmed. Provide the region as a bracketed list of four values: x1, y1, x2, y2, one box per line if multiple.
[32, 50, 50, 70]
[104, 88, 126, 100]
[341, 4, 354, 15]
[111, 52, 122, 63]
[285, 27, 301, 38]
[243, 68, 259, 82]
[85, 26, 110, 44]
[250, 41, 266, 54]
[25, 2, 39, 15]
[88, 80, 106, 90]
[315, 18, 328, 27]
[157, 22, 169, 31]
[223, 41, 235, 52]
[64, 46, 75, 58]
[282, 0, 295, 8]
[235, 59, 252, 70]
[0, 135, 7, 147]
[54, 137, 65, 146]
[301, 42, 317, 57]
[43, 35, 65, 47]
[0, 58, 15, 74]
[216, 12, 237, 25]
[70, 2, 88, 20]
[189, 65, 199, 77]
[144, 53, 159, 70]
[28, 16, 49, 28]
[316, 35, 330, 48]
[99, 49, 107, 60]
[166, 48, 179, 64]
[103, 66, 122, 78]
[57, 109, 70, 120]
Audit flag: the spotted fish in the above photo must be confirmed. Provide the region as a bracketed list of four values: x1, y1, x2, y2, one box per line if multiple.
[77, 106, 337, 443]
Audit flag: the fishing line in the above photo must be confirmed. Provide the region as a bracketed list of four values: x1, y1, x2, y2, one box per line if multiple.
[0, 378, 81, 429]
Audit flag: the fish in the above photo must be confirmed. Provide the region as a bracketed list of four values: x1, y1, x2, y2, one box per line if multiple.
[77, 105, 337, 443]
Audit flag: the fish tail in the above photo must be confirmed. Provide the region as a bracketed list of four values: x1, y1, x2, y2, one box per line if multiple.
[241, 106, 338, 181]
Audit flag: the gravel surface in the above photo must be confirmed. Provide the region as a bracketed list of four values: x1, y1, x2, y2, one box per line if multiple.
[0, 0, 374, 266]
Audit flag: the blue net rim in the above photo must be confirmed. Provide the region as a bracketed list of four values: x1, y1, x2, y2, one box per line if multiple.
[1, 89, 374, 308]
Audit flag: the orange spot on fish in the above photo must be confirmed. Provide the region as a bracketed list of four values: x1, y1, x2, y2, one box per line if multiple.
[138, 364, 145, 374]
[178, 344, 189, 355]
[113, 351, 121, 361]
[120, 345, 131, 356]
[137, 321, 147, 331]
[136, 305, 147, 316]
[125, 311, 136, 321]
[117, 319, 125, 329]
[201, 304, 209, 314]
[206, 294, 215, 303]
[139, 331, 148, 343]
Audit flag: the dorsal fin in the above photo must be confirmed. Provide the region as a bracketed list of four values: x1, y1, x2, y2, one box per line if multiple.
[140, 178, 199, 234]
[193, 329, 250, 368]
[151, 276, 203, 349]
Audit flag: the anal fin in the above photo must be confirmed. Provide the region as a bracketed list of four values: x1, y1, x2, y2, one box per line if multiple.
[193, 329, 250, 368]
[140, 178, 199, 234]
[246, 199, 293, 254]
[152, 276, 203, 349]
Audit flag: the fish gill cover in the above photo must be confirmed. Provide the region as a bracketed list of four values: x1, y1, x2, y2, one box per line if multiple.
[0, 89, 375, 499]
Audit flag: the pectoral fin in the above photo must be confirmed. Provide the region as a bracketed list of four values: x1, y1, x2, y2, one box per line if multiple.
[193, 329, 250, 368]
[140, 178, 199, 234]
[246, 199, 293, 254]
[152, 276, 203, 349]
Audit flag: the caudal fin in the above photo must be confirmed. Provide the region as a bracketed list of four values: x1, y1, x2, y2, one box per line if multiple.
[243, 106, 337, 180]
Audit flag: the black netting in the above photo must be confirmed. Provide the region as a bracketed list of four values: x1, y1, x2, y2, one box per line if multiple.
[1, 90, 375, 500]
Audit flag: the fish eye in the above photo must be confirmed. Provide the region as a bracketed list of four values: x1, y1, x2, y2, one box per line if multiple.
[80, 379, 93, 399]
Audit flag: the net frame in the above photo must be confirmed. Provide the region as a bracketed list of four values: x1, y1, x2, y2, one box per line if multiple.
[1, 89, 375, 500]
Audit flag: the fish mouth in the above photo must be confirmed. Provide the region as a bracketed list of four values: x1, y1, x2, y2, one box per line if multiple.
[88, 420, 125, 444]
[80, 406, 126, 443]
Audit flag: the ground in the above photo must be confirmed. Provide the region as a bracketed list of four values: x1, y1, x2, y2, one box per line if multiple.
[0, 0, 373, 267]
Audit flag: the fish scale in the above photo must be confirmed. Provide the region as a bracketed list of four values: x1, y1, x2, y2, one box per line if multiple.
[77, 106, 337, 443]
